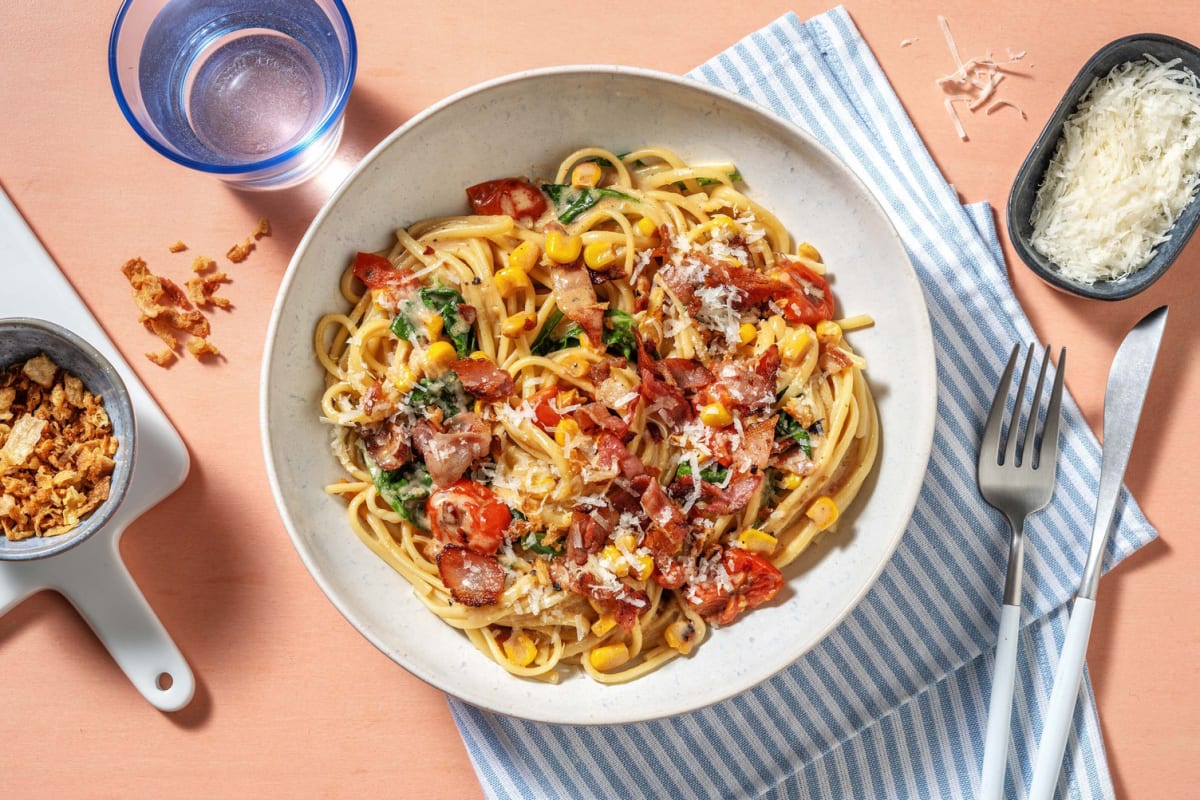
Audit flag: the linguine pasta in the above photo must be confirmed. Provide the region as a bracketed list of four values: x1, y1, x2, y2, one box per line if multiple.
[315, 146, 878, 683]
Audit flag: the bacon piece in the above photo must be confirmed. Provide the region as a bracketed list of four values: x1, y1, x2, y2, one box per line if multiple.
[703, 359, 775, 414]
[732, 417, 776, 477]
[659, 358, 714, 391]
[707, 261, 788, 308]
[437, 546, 506, 606]
[449, 358, 514, 401]
[552, 561, 649, 631]
[566, 508, 615, 566]
[652, 554, 688, 589]
[700, 473, 763, 517]
[635, 334, 691, 427]
[658, 262, 701, 313]
[641, 480, 689, 557]
[572, 403, 629, 439]
[550, 262, 605, 344]
[410, 412, 492, 488]
[352, 252, 418, 291]
[596, 432, 648, 479]
[465, 178, 547, 222]
[755, 344, 781, 385]
[360, 418, 411, 471]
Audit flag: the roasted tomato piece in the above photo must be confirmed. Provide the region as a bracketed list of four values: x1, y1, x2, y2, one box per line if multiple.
[352, 251, 416, 290]
[526, 384, 563, 431]
[775, 261, 835, 326]
[427, 480, 512, 555]
[685, 548, 784, 625]
[465, 178, 548, 221]
[437, 545, 506, 606]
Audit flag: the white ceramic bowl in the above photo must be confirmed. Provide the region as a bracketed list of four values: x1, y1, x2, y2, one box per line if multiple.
[261, 66, 936, 724]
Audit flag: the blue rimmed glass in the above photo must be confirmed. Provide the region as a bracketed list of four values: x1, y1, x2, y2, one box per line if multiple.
[109, 0, 357, 191]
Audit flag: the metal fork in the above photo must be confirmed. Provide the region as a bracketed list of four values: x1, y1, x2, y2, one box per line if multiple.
[976, 343, 1066, 800]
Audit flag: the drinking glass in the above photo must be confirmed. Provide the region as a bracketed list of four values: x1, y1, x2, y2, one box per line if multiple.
[109, 0, 357, 190]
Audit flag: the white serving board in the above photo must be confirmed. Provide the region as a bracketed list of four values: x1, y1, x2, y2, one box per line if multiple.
[0, 183, 194, 712]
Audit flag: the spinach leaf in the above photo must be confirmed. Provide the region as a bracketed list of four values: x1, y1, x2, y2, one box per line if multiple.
[408, 373, 467, 418]
[389, 297, 422, 341]
[775, 412, 813, 458]
[603, 310, 637, 362]
[695, 170, 743, 186]
[419, 285, 475, 356]
[532, 307, 639, 362]
[389, 286, 475, 357]
[540, 184, 638, 224]
[520, 529, 563, 557]
[675, 461, 730, 484]
[367, 458, 433, 530]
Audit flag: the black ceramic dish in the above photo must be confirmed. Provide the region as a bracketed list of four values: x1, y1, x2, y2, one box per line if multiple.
[1008, 33, 1200, 301]
[0, 317, 136, 561]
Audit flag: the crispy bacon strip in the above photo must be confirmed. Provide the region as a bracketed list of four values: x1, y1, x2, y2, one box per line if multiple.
[449, 358, 514, 401]
[641, 479, 689, 557]
[635, 334, 691, 427]
[437, 545, 505, 606]
[550, 261, 605, 345]
[411, 412, 492, 488]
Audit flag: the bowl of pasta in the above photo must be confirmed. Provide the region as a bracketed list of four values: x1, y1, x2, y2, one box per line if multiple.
[261, 66, 936, 724]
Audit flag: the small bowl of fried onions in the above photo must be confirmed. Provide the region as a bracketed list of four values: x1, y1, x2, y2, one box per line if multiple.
[0, 318, 136, 561]
[1008, 33, 1200, 300]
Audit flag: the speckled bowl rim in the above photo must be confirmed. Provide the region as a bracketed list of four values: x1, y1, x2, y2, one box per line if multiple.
[0, 317, 136, 561]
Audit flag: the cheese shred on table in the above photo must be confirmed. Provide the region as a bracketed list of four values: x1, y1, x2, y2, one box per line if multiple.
[1030, 56, 1200, 283]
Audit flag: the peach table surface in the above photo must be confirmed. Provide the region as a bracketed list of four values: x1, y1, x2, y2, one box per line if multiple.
[2, 2, 1198, 798]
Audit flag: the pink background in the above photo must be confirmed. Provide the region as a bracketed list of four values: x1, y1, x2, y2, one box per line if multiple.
[2, 2, 1197, 797]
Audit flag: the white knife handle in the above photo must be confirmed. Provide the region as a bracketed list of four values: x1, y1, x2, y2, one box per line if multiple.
[1029, 596, 1096, 800]
[980, 602, 1022, 800]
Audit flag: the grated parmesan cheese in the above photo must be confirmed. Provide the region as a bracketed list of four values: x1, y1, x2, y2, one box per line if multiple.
[1030, 56, 1200, 283]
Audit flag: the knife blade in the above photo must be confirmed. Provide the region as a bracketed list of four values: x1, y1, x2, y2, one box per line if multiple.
[1027, 304, 1167, 800]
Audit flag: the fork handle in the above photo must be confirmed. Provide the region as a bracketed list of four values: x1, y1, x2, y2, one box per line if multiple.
[980, 602, 1022, 800]
[1028, 596, 1096, 800]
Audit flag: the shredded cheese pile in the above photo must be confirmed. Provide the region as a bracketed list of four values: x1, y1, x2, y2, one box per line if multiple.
[1030, 56, 1200, 283]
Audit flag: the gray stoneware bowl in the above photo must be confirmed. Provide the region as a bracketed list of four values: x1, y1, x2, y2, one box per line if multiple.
[1008, 33, 1200, 300]
[0, 317, 136, 560]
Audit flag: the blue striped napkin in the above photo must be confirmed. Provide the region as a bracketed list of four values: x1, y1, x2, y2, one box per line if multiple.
[449, 7, 1156, 798]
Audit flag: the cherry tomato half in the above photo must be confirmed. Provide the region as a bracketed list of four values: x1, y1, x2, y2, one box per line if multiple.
[427, 480, 512, 556]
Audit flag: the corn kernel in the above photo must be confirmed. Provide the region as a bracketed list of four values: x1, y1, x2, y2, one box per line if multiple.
[780, 472, 804, 491]
[424, 341, 456, 373]
[601, 545, 631, 577]
[635, 217, 657, 237]
[591, 615, 618, 637]
[554, 418, 581, 446]
[391, 365, 416, 393]
[500, 312, 538, 338]
[664, 620, 697, 655]
[588, 642, 631, 671]
[615, 533, 638, 552]
[738, 323, 757, 345]
[816, 320, 843, 346]
[806, 496, 839, 531]
[797, 241, 823, 262]
[424, 312, 444, 339]
[509, 240, 540, 272]
[737, 528, 779, 555]
[545, 228, 583, 264]
[494, 266, 531, 298]
[502, 633, 538, 667]
[780, 328, 812, 362]
[699, 402, 732, 428]
[570, 161, 603, 188]
[711, 213, 737, 229]
[469, 350, 492, 361]
[556, 388, 580, 409]
[583, 241, 616, 270]
[629, 551, 654, 581]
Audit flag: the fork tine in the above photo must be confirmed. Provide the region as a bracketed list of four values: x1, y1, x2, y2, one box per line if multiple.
[1039, 347, 1067, 470]
[1021, 346, 1051, 466]
[1003, 344, 1035, 467]
[983, 344, 1021, 465]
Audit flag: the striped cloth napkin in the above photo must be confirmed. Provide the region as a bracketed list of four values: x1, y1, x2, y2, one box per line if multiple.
[449, 7, 1157, 798]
